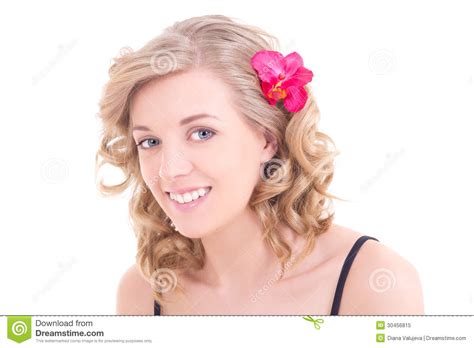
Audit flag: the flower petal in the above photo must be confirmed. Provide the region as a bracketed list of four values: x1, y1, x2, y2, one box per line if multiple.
[283, 52, 304, 77]
[281, 66, 313, 89]
[261, 82, 278, 105]
[251, 50, 285, 83]
[283, 86, 308, 112]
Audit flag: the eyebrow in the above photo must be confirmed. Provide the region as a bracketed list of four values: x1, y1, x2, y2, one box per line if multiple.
[132, 113, 220, 132]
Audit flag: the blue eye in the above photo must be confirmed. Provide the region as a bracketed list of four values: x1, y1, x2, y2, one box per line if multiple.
[136, 128, 215, 150]
[190, 129, 215, 141]
[136, 138, 159, 150]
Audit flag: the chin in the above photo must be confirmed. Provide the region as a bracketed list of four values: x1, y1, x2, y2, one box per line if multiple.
[176, 226, 214, 239]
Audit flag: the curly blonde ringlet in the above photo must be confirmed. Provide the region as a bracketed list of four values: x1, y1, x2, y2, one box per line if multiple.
[95, 14, 343, 309]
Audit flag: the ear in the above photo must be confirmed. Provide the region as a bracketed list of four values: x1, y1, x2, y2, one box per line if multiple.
[260, 130, 278, 163]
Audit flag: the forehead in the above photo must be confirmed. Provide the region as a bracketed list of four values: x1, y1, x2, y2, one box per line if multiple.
[130, 69, 236, 126]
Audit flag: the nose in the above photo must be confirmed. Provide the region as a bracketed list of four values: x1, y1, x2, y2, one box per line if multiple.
[158, 149, 193, 181]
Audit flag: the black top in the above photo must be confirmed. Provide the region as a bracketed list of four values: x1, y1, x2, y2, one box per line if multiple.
[153, 235, 378, 315]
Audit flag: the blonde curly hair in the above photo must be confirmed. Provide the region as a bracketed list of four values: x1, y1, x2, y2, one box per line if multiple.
[95, 14, 341, 307]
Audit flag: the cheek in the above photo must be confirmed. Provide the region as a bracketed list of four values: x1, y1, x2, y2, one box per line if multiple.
[138, 157, 161, 190]
[211, 147, 261, 201]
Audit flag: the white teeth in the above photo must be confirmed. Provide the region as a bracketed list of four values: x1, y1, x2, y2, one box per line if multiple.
[170, 187, 210, 204]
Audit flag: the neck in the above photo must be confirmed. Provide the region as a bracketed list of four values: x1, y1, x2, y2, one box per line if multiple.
[199, 207, 281, 292]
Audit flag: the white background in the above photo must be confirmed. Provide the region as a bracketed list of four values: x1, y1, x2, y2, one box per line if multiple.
[0, 0, 472, 315]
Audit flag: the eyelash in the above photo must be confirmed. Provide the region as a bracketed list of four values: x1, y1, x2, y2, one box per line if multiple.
[135, 128, 216, 150]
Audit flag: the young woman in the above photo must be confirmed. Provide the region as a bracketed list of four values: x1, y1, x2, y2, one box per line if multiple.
[96, 14, 423, 315]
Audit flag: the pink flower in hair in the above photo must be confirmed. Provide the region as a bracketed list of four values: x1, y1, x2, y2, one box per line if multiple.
[251, 50, 313, 113]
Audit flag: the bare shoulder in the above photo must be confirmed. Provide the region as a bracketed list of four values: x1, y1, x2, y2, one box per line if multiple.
[116, 264, 155, 315]
[335, 226, 424, 314]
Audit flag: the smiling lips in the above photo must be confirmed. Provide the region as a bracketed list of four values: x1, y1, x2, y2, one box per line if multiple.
[167, 186, 212, 213]
[168, 187, 212, 204]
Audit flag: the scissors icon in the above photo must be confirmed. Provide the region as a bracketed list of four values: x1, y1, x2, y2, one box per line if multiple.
[302, 315, 325, 330]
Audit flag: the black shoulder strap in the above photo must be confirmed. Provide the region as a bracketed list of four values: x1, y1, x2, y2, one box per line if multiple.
[330, 235, 379, 315]
[154, 300, 161, 315]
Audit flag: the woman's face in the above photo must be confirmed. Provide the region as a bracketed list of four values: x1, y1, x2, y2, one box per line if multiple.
[130, 68, 276, 239]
